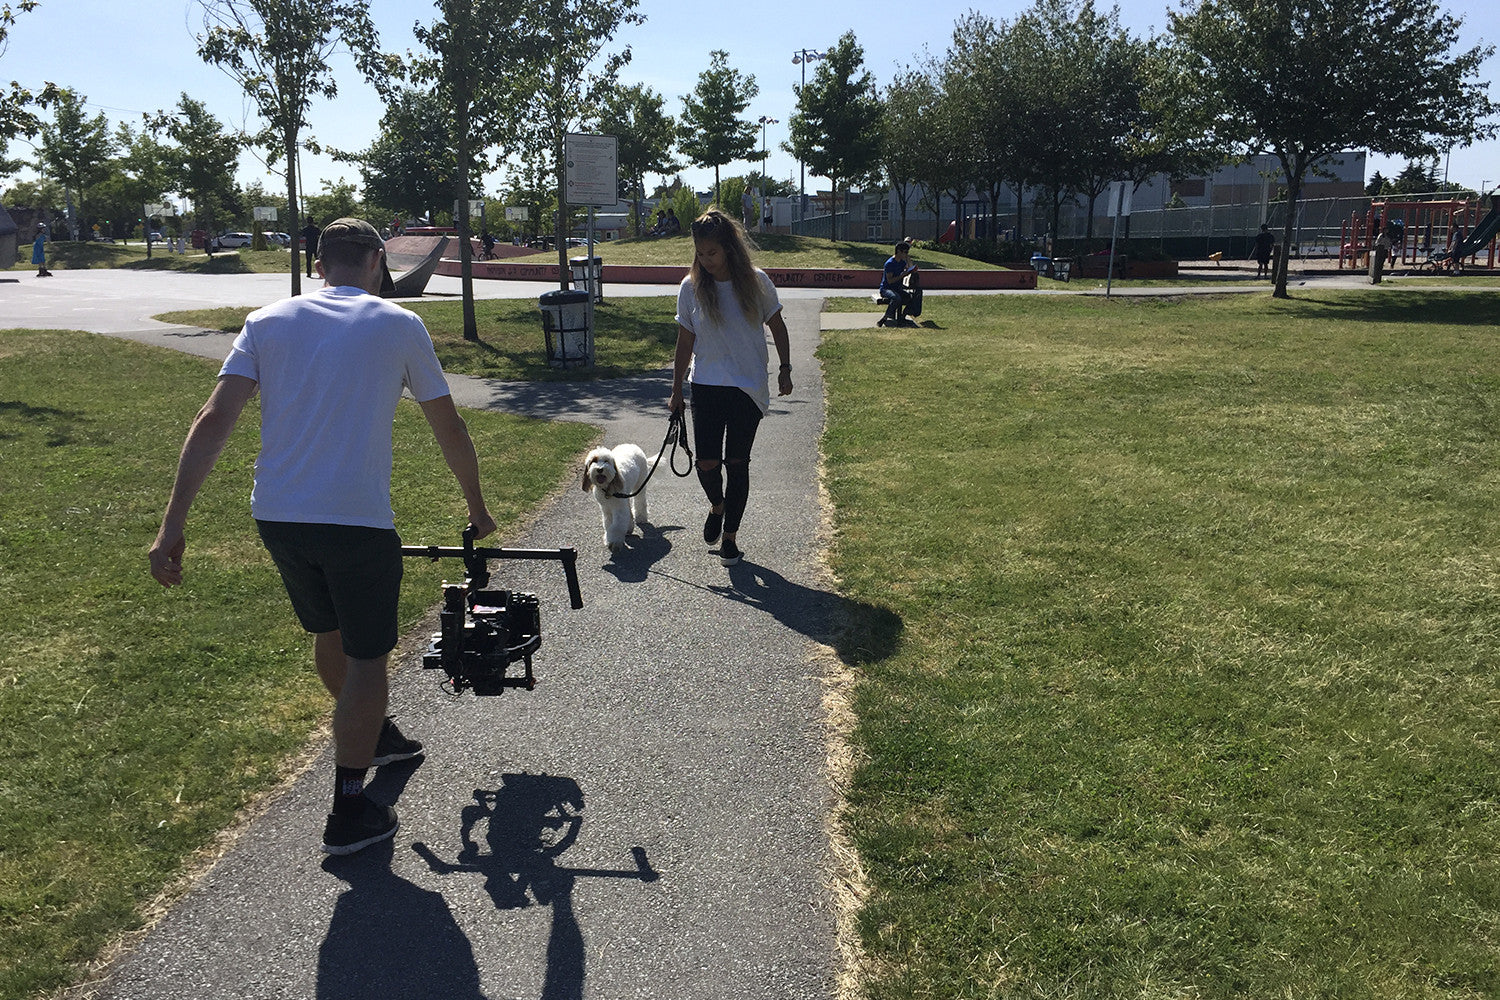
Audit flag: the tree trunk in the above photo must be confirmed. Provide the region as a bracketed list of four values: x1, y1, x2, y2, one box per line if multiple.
[1274, 171, 1303, 300]
[285, 127, 301, 298]
[457, 103, 477, 341]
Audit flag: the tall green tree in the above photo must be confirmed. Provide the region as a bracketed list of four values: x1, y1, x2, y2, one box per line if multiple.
[1391, 159, 1441, 194]
[786, 32, 883, 241]
[679, 50, 760, 209]
[505, 0, 642, 291]
[194, 0, 389, 294]
[97, 123, 174, 243]
[409, 0, 522, 339]
[599, 81, 677, 236]
[1172, 0, 1497, 297]
[38, 89, 116, 239]
[352, 87, 456, 223]
[1122, 34, 1226, 208]
[938, 12, 1025, 244]
[302, 176, 360, 223]
[150, 94, 243, 239]
[880, 68, 937, 241]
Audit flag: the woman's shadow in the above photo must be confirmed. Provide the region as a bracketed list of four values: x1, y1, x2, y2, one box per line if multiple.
[714, 559, 903, 665]
[412, 773, 658, 1000]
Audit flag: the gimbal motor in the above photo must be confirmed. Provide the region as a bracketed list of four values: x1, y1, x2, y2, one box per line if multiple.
[401, 527, 582, 696]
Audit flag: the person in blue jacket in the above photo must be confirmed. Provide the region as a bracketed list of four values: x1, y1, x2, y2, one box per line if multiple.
[32, 223, 52, 277]
[879, 240, 917, 326]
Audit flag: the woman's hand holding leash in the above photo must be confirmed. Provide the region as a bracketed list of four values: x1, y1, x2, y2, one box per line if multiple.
[778, 363, 793, 397]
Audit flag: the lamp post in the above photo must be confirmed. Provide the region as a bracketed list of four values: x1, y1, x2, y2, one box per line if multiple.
[758, 115, 778, 231]
[791, 48, 825, 229]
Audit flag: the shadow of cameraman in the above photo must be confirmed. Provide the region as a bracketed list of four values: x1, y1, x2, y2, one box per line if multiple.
[317, 840, 492, 1000]
[413, 774, 658, 1000]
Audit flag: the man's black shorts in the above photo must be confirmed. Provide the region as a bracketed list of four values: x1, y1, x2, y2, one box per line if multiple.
[255, 521, 402, 659]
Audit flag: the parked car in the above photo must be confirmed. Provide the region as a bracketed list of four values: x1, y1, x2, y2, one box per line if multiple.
[212, 232, 254, 250]
[265, 231, 291, 247]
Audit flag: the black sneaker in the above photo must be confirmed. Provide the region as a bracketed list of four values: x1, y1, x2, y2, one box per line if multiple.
[719, 538, 743, 566]
[371, 716, 424, 766]
[703, 509, 724, 545]
[322, 797, 398, 855]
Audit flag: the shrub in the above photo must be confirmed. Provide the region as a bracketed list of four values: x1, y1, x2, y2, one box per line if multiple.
[917, 237, 1038, 265]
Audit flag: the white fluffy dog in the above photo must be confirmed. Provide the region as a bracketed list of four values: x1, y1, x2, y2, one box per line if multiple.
[581, 443, 652, 551]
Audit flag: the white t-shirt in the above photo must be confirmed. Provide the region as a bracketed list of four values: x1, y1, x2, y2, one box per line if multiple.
[218, 285, 452, 529]
[675, 270, 783, 414]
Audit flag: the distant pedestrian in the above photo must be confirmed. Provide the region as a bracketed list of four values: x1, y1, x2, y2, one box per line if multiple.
[668, 208, 792, 567]
[1370, 223, 1395, 283]
[32, 224, 51, 277]
[1252, 224, 1275, 278]
[300, 218, 321, 278]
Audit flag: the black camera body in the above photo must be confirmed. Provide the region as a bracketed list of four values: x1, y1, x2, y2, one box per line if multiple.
[402, 528, 582, 696]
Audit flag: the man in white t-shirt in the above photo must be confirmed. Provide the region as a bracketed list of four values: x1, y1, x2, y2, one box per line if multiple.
[149, 218, 496, 856]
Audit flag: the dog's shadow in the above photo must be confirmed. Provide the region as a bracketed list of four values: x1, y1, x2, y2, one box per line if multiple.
[598, 523, 683, 583]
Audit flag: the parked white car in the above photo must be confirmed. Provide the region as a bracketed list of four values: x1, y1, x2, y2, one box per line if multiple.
[212, 232, 254, 250]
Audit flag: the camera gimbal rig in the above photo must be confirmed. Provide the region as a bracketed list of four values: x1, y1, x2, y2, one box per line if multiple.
[401, 526, 583, 696]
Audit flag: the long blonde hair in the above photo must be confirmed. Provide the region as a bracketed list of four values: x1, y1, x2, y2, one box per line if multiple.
[689, 208, 764, 327]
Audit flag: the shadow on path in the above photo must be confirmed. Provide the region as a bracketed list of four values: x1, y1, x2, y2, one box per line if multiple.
[318, 839, 492, 1000]
[413, 774, 658, 1000]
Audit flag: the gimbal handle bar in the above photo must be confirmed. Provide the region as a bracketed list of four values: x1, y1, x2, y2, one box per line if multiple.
[401, 525, 584, 610]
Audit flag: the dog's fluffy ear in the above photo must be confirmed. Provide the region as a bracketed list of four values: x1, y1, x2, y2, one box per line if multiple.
[581, 464, 593, 492]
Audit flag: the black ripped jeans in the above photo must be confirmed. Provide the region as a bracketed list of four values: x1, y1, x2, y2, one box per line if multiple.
[689, 382, 763, 534]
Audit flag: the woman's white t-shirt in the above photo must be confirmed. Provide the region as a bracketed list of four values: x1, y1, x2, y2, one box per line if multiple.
[675, 269, 783, 414]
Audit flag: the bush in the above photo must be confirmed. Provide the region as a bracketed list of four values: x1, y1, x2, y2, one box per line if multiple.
[917, 237, 1038, 265]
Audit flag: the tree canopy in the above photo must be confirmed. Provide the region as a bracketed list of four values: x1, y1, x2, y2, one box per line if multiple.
[37, 89, 114, 237]
[194, 0, 388, 294]
[1172, 0, 1497, 296]
[149, 93, 243, 237]
[678, 50, 759, 208]
[786, 32, 883, 241]
[599, 81, 677, 235]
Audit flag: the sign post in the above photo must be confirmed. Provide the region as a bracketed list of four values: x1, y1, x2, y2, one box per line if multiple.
[564, 134, 618, 362]
[1105, 181, 1134, 299]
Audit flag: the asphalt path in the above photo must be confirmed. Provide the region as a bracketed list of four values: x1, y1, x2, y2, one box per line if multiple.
[7, 269, 843, 1000]
[4, 262, 1429, 1000]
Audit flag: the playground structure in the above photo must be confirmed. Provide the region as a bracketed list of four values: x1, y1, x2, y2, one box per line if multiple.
[1339, 193, 1500, 272]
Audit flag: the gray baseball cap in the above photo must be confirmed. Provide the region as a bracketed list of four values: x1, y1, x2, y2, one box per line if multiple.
[317, 217, 394, 294]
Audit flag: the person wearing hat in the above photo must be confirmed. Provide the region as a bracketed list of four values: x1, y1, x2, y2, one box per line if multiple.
[32, 223, 51, 276]
[149, 217, 495, 856]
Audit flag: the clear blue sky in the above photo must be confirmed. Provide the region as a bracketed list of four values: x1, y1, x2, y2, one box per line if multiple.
[3, 0, 1498, 205]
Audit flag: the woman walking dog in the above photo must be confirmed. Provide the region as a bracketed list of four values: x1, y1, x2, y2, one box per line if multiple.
[668, 209, 792, 566]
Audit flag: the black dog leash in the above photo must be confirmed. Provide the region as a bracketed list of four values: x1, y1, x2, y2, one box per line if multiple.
[609, 406, 694, 499]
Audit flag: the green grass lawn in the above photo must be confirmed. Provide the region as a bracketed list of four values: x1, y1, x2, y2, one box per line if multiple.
[10, 240, 295, 274]
[820, 290, 1500, 998]
[0, 330, 596, 1000]
[154, 296, 681, 381]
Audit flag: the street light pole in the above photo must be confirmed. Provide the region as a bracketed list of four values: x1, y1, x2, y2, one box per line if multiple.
[791, 47, 825, 231]
[758, 115, 778, 232]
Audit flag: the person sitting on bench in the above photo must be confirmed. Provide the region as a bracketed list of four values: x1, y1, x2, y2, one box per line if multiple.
[878, 240, 918, 327]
